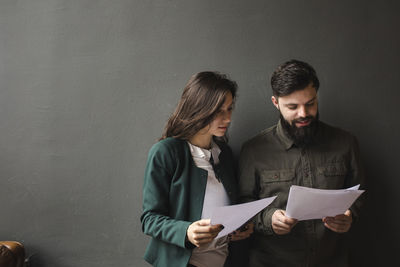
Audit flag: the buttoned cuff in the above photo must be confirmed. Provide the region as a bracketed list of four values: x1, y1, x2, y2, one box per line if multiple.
[255, 207, 278, 235]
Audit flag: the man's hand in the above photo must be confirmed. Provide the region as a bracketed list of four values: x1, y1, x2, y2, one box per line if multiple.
[272, 209, 298, 235]
[322, 209, 352, 233]
[186, 219, 224, 247]
[229, 222, 254, 241]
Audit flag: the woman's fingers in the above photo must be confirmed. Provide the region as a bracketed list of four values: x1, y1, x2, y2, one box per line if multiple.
[187, 219, 224, 247]
[229, 222, 254, 241]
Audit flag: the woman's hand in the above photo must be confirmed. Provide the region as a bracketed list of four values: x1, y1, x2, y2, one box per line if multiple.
[228, 222, 254, 241]
[186, 219, 224, 247]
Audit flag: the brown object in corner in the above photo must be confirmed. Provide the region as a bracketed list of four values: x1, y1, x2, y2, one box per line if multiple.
[0, 241, 25, 267]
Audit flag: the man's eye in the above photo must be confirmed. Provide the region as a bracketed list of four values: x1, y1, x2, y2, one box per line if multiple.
[306, 102, 314, 106]
[288, 106, 297, 110]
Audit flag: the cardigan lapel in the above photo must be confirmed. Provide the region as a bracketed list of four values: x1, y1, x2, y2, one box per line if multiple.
[184, 142, 208, 221]
[213, 148, 237, 204]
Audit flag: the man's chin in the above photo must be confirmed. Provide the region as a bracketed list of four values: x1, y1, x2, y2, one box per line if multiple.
[280, 115, 319, 147]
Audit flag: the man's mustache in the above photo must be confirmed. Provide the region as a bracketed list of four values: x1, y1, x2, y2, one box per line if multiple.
[293, 116, 314, 124]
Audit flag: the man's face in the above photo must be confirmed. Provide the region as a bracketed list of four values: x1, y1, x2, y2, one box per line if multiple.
[271, 84, 319, 146]
[271, 83, 318, 126]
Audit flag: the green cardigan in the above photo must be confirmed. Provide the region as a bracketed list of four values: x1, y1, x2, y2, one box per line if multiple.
[141, 137, 238, 267]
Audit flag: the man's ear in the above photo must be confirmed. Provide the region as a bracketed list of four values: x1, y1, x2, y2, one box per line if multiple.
[271, 96, 279, 110]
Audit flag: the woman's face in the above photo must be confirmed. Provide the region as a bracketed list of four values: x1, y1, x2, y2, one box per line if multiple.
[207, 92, 234, 137]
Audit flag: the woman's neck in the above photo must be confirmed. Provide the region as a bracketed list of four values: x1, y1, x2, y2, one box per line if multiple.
[189, 133, 212, 149]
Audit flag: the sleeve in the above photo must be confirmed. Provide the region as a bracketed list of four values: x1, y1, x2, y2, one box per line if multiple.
[346, 136, 366, 221]
[238, 142, 277, 235]
[238, 142, 257, 203]
[140, 141, 191, 249]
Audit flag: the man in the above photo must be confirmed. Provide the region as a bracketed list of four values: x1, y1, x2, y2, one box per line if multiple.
[239, 60, 365, 267]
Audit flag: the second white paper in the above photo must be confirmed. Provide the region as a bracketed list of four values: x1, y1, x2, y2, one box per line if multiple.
[285, 185, 364, 221]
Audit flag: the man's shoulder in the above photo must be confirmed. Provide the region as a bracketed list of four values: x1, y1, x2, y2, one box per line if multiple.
[319, 121, 356, 140]
[242, 124, 278, 149]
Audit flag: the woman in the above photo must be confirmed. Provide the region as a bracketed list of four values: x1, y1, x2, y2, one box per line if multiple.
[141, 71, 253, 267]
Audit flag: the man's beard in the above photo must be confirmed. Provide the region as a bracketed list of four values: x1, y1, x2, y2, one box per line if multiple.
[280, 112, 319, 148]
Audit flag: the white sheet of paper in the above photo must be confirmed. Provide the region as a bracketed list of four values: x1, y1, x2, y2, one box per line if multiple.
[210, 196, 276, 238]
[285, 184, 364, 221]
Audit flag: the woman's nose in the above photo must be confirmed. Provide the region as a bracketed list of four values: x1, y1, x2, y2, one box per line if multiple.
[224, 111, 232, 122]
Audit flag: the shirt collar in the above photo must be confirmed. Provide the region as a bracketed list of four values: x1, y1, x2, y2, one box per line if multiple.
[276, 119, 295, 150]
[187, 140, 221, 164]
[276, 119, 323, 150]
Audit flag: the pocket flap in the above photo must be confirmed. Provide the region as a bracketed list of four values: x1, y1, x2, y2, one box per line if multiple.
[317, 163, 347, 176]
[260, 169, 295, 183]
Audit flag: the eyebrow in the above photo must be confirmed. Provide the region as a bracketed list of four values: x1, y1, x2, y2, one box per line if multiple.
[306, 96, 317, 104]
[285, 96, 317, 106]
[223, 104, 234, 109]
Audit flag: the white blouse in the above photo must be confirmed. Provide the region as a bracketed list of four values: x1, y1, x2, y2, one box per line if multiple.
[187, 141, 230, 267]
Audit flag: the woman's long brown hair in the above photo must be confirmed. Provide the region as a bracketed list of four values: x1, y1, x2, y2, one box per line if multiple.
[160, 71, 237, 142]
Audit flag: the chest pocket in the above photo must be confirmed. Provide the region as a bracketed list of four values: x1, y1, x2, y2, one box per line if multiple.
[259, 169, 295, 198]
[316, 162, 347, 189]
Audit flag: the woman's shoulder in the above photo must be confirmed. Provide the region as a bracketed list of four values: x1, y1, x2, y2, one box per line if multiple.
[149, 137, 187, 156]
[146, 138, 190, 172]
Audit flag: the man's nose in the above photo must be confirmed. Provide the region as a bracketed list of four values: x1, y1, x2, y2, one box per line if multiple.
[298, 106, 307, 117]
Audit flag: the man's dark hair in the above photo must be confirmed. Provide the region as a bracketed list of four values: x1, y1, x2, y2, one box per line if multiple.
[271, 59, 319, 97]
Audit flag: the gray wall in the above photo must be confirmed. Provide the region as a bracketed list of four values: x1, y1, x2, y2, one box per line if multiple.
[1, 0, 399, 266]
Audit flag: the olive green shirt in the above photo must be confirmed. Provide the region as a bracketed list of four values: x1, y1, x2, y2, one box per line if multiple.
[238, 120, 365, 267]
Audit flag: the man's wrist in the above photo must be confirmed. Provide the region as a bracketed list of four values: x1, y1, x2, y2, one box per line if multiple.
[258, 207, 278, 235]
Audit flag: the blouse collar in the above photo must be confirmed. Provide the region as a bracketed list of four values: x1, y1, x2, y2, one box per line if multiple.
[187, 140, 221, 164]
